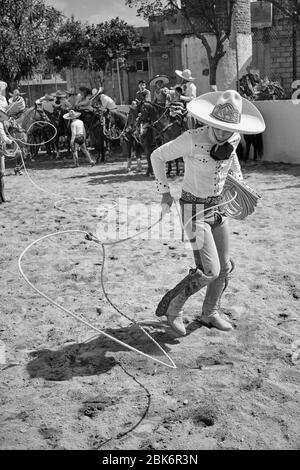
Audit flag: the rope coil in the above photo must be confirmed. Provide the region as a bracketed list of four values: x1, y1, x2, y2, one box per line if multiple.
[223, 173, 261, 220]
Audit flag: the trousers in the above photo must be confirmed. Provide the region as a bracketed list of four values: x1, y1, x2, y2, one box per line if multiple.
[180, 198, 232, 317]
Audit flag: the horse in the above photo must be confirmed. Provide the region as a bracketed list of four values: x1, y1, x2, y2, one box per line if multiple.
[120, 106, 143, 172]
[79, 110, 106, 163]
[44, 107, 71, 159]
[18, 106, 55, 159]
[237, 133, 263, 161]
[138, 102, 186, 176]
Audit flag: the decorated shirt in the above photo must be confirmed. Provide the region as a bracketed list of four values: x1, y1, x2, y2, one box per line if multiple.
[183, 82, 197, 100]
[151, 125, 243, 198]
[100, 94, 117, 110]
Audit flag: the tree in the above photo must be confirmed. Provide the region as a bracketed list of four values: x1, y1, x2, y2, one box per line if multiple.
[268, 0, 300, 25]
[126, 0, 237, 87]
[47, 17, 143, 75]
[0, 0, 62, 87]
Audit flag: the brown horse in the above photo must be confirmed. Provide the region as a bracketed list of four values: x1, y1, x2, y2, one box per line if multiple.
[138, 102, 187, 176]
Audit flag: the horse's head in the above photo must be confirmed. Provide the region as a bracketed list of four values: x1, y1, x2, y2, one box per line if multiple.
[139, 102, 158, 124]
[34, 104, 50, 122]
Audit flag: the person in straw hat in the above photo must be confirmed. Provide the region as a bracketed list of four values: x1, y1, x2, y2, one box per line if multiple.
[175, 69, 197, 128]
[7, 88, 26, 119]
[150, 75, 169, 106]
[175, 68, 197, 103]
[63, 109, 95, 168]
[151, 89, 265, 336]
[0, 81, 8, 113]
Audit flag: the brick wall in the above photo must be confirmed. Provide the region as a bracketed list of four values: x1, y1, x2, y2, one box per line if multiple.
[251, 2, 297, 95]
[234, 0, 251, 34]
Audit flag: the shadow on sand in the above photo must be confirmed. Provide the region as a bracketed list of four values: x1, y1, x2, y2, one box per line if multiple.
[26, 320, 202, 381]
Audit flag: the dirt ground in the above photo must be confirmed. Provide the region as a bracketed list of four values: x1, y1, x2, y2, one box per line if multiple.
[1, 150, 300, 450]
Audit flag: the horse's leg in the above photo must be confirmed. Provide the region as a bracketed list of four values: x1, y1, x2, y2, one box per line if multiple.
[145, 152, 153, 176]
[0, 154, 6, 203]
[142, 132, 153, 176]
[55, 133, 60, 160]
[176, 158, 180, 176]
[166, 161, 172, 176]
[245, 136, 251, 161]
[136, 143, 142, 172]
[126, 140, 132, 172]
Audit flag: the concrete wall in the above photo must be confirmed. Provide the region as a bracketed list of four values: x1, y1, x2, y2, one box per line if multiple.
[255, 100, 300, 164]
[181, 32, 252, 94]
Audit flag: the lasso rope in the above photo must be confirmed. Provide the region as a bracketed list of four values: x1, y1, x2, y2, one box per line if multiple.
[18, 228, 177, 370]
[9, 123, 261, 372]
[223, 173, 261, 219]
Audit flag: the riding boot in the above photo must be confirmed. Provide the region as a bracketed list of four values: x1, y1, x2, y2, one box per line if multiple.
[198, 259, 235, 331]
[156, 267, 213, 336]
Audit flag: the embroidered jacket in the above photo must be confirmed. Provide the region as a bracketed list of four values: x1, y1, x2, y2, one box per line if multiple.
[151, 126, 243, 198]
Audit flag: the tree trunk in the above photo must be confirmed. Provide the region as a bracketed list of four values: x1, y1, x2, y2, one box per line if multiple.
[209, 58, 219, 88]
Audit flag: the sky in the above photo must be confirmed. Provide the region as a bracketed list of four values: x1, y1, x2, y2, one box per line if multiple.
[46, 0, 148, 27]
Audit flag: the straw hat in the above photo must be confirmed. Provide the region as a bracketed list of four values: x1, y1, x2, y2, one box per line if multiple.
[63, 110, 81, 120]
[175, 69, 195, 81]
[149, 75, 169, 87]
[0, 81, 8, 91]
[9, 89, 26, 97]
[66, 87, 76, 95]
[187, 89, 265, 135]
[51, 90, 67, 98]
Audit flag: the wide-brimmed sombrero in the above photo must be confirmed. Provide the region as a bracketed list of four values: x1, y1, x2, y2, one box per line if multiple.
[0, 108, 8, 122]
[51, 90, 67, 98]
[0, 81, 7, 91]
[175, 69, 195, 81]
[187, 89, 265, 135]
[9, 89, 26, 97]
[63, 110, 81, 120]
[66, 88, 76, 95]
[149, 75, 169, 88]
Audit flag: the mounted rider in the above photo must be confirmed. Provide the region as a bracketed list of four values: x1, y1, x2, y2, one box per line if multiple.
[165, 85, 187, 122]
[7, 89, 26, 122]
[51, 90, 71, 113]
[150, 75, 169, 107]
[76, 87, 94, 112]
[135, 80, 151, 105]
[175, 68, 197, 128]
[0, 81, 9, 114]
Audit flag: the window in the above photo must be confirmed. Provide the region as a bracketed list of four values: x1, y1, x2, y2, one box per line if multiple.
[136, 60, 149, 72]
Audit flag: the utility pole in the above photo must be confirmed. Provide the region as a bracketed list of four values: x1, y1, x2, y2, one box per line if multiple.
[116, 58, 123, 104]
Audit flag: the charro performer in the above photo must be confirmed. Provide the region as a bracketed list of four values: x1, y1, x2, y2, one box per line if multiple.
[151, 90, 265, 336]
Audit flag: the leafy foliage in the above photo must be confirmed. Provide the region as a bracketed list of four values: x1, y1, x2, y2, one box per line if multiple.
[126, 0, 237, 86]
[47, 16, 143, 72]
[239, 73, 285, 101]
[0, 0, 62, 84]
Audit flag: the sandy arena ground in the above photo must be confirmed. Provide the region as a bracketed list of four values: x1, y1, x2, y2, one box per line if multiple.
[1, 150, 300, 450]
